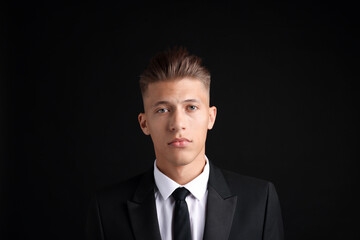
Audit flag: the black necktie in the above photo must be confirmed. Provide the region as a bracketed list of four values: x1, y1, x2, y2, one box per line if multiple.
[172, 187, 192, 240]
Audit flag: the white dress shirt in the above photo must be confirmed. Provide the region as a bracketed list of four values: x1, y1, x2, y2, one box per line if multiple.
[153, 157, 210, 240]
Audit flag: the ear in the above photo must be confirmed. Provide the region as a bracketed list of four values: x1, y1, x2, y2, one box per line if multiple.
[138, 113, 150, 135]
[207, 106, 217, 130]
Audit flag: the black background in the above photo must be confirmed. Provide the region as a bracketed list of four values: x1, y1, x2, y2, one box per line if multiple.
[1, 1, 359, 239]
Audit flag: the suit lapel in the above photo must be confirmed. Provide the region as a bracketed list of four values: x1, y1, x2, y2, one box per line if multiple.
[127, 169, 162, 240]
[203, 164, 237, 240]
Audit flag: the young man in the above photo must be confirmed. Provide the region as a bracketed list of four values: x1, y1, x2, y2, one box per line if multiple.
[86, 48, 284, 240]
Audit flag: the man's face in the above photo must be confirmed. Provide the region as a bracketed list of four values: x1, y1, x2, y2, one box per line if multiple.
[138, 78, 216, 169]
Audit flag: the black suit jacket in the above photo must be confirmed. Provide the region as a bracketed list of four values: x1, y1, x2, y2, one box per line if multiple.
[86, 163, 284, 240]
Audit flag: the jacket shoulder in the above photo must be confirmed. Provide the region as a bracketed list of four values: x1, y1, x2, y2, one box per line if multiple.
[219, 168, 274, 197]
[94, 171, 149, 202]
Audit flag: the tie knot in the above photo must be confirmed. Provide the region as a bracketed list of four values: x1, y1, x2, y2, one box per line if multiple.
[172, 187, 190, 201]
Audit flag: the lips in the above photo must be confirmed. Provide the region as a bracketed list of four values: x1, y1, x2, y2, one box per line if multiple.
[168, 138, 192, 147]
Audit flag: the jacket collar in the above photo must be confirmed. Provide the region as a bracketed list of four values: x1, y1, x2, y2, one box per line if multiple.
[127, 169, 162, 240]
[203, 162, 237, 240]
[127, 162, 237, 240]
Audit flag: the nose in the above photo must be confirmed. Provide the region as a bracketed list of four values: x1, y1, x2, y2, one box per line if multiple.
[169, 109, 186, 132]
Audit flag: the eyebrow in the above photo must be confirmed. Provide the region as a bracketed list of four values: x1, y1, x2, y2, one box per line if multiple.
[152, 99, 200, 108]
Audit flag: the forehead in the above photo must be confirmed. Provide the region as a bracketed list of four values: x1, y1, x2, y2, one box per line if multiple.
[143, 78, 209, 106]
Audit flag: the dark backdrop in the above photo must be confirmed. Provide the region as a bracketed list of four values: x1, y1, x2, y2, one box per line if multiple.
[1, 1, 359, 240]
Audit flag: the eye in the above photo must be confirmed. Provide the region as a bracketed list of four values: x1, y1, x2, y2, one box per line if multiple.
[156, 108, 169, 113]
[188, 105, 198, 111]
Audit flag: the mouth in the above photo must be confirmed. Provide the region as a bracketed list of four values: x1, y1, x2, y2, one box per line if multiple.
[168, 138, 192, 147]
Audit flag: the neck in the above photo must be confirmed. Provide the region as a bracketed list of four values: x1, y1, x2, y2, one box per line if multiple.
[156, 154, 206, 185]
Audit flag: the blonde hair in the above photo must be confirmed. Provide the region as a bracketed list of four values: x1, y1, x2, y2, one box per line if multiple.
[139, 47, 210, 96]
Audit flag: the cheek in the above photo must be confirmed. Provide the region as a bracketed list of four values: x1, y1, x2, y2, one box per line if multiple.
[149, 130, 163, 147]
[148, 120, 166, 138]
[191, 117, 209, 137]
[191, 114, 209, 127]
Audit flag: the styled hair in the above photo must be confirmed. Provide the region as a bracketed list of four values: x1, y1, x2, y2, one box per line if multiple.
[139, 47, 210, 96]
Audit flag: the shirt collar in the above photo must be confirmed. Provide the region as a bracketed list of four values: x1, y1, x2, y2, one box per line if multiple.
[153, 156, 210, 201]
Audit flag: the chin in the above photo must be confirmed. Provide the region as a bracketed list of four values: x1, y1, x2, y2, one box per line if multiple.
[167, 152, 197, 166]
[173, 159, 193, 167]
